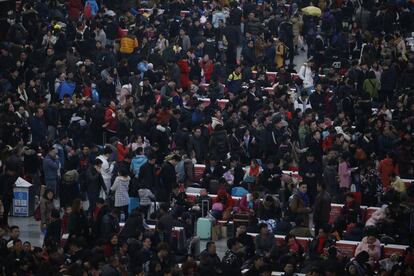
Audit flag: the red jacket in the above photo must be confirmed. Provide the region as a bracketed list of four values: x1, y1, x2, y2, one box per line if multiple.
[200, 60, 214, 83]
[177, 59, 191, 90]
[104, 107, 118, 133]
[116, 142, 128, 161]
[67, 0, 83, 20]
[378, 158, 399, 189]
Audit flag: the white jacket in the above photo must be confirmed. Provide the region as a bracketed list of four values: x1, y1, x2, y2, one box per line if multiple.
[294, 97, 312, 112]
[298, 64, 314, 88]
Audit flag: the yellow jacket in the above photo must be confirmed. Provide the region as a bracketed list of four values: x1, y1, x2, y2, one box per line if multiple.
[119, 36, 138, 54]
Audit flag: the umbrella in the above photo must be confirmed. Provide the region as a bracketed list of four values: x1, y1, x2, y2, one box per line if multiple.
[301, 6, 322, 17]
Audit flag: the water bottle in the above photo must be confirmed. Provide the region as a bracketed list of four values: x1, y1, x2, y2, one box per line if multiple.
[120, 212, 125, 223]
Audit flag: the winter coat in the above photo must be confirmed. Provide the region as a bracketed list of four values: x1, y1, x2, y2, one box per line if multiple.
[363, 78, 380, 99]
[138, 188, 155, 206]
[83, 165, 106, 194]
[104, 107, 118, 133]
[68, 0, 83, 20]
[209, 130, 229, 161]
[289, 192, 310, 226]
[355, 237, 381, 262]
[131, 155, 148, 177]
[40, 197, 54, 226]
[42, 154, 60, 182]
[177, 59, 191, 90]
[338, 161, 352, 189]
[378, 157, 398, 189]
[313, 191, 331, 225]
[111, 176, 130, 207]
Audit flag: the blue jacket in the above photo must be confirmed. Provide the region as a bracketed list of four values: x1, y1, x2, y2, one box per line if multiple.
[43, 154, 60, 181]
[131, 155, 148, 177]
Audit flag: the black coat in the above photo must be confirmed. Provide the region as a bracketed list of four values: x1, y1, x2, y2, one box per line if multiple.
[188, 135, 208, 163]
[159, 162, 176, 202]
[83, 166, 106, 194]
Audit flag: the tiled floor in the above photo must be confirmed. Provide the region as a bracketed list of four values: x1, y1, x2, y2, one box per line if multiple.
[8, 216, 44, 247]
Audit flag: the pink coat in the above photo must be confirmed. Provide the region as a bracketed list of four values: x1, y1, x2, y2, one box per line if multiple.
[338, 161, 351, 189]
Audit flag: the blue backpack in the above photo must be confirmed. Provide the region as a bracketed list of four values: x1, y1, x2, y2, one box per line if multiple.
[57, 81, 76, 100]
[231, 186, 249, 197]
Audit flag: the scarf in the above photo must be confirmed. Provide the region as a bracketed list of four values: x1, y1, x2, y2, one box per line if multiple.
[299, 191, 309, 207]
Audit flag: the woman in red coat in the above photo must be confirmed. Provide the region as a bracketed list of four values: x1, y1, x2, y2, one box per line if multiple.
[177, 58, 191, 91]
[200, 55, 214, 83]
[67, 0, 83, 21]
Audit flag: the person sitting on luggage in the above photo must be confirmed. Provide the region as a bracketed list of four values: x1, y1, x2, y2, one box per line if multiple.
[213, 187, 235, 220]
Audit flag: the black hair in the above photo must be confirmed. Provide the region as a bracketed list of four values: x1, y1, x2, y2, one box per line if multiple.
[227, 238, 238, 250]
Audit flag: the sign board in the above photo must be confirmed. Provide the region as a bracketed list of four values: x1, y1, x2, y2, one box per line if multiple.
[13, 187, 29, 216]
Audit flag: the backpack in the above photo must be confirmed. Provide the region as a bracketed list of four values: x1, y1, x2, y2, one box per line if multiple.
[231, 186, 249, 197]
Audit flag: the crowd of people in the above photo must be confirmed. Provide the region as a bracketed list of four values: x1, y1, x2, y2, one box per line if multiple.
[0, 0, 414, 275]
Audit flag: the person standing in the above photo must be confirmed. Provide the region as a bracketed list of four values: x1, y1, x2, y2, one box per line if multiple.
[40, 189, 54, 232]
[222, 238, 243, 276]
[97, 146, 113, 198]
[199, 241, 222, 276]
[42, 146, 60, 195]
[83, 159, 107, 214]
[289, 182, 312, 227]
[111, 166, 130, 220]
[313, 182, 331, 236]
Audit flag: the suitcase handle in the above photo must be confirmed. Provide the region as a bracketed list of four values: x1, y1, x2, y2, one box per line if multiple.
[201, 199, 209, 217]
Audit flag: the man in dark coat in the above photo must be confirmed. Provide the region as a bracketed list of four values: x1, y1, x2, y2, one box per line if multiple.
[313, 182, 332, 236]
[29, 107, 47, 147]
[199, 241, 222, 276]
[159, 155, 180, 202]
[299, 153, 321, 205]
[188, 127, 208, 163]
[83, 159, 107, 214]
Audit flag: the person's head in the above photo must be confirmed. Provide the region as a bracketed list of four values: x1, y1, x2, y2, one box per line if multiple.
[143, 237, 152, 249]
[103, 146, 112, 157]
[110, 234, 118, 245]
[227, 238, 240, 252]
[194, 127, 202, 137]
[299, 182, 307, 193]
[36, 108, 44, 118]
[284, 262, 295, 274]
[47, 146, 57, 158]
[259, 223, 269, 235]
[157, 243, 169, 258]
[23, 241, 31, 252]
[346, 193, 354, 203]
[206, 241, 216, 254]
[148, 153, 157, 165]
[43, 189, 54, 200]
[252, 254, 264, 268]
[260, 264, 272, 276]
[9, 226, 20, 240]
[94, 158, 103, 172]
[13, 239, 23, 252]
[306, 153, 315, 162]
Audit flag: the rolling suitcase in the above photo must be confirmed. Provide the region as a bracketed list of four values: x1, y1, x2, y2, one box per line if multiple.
[196, 200, 212, 240]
